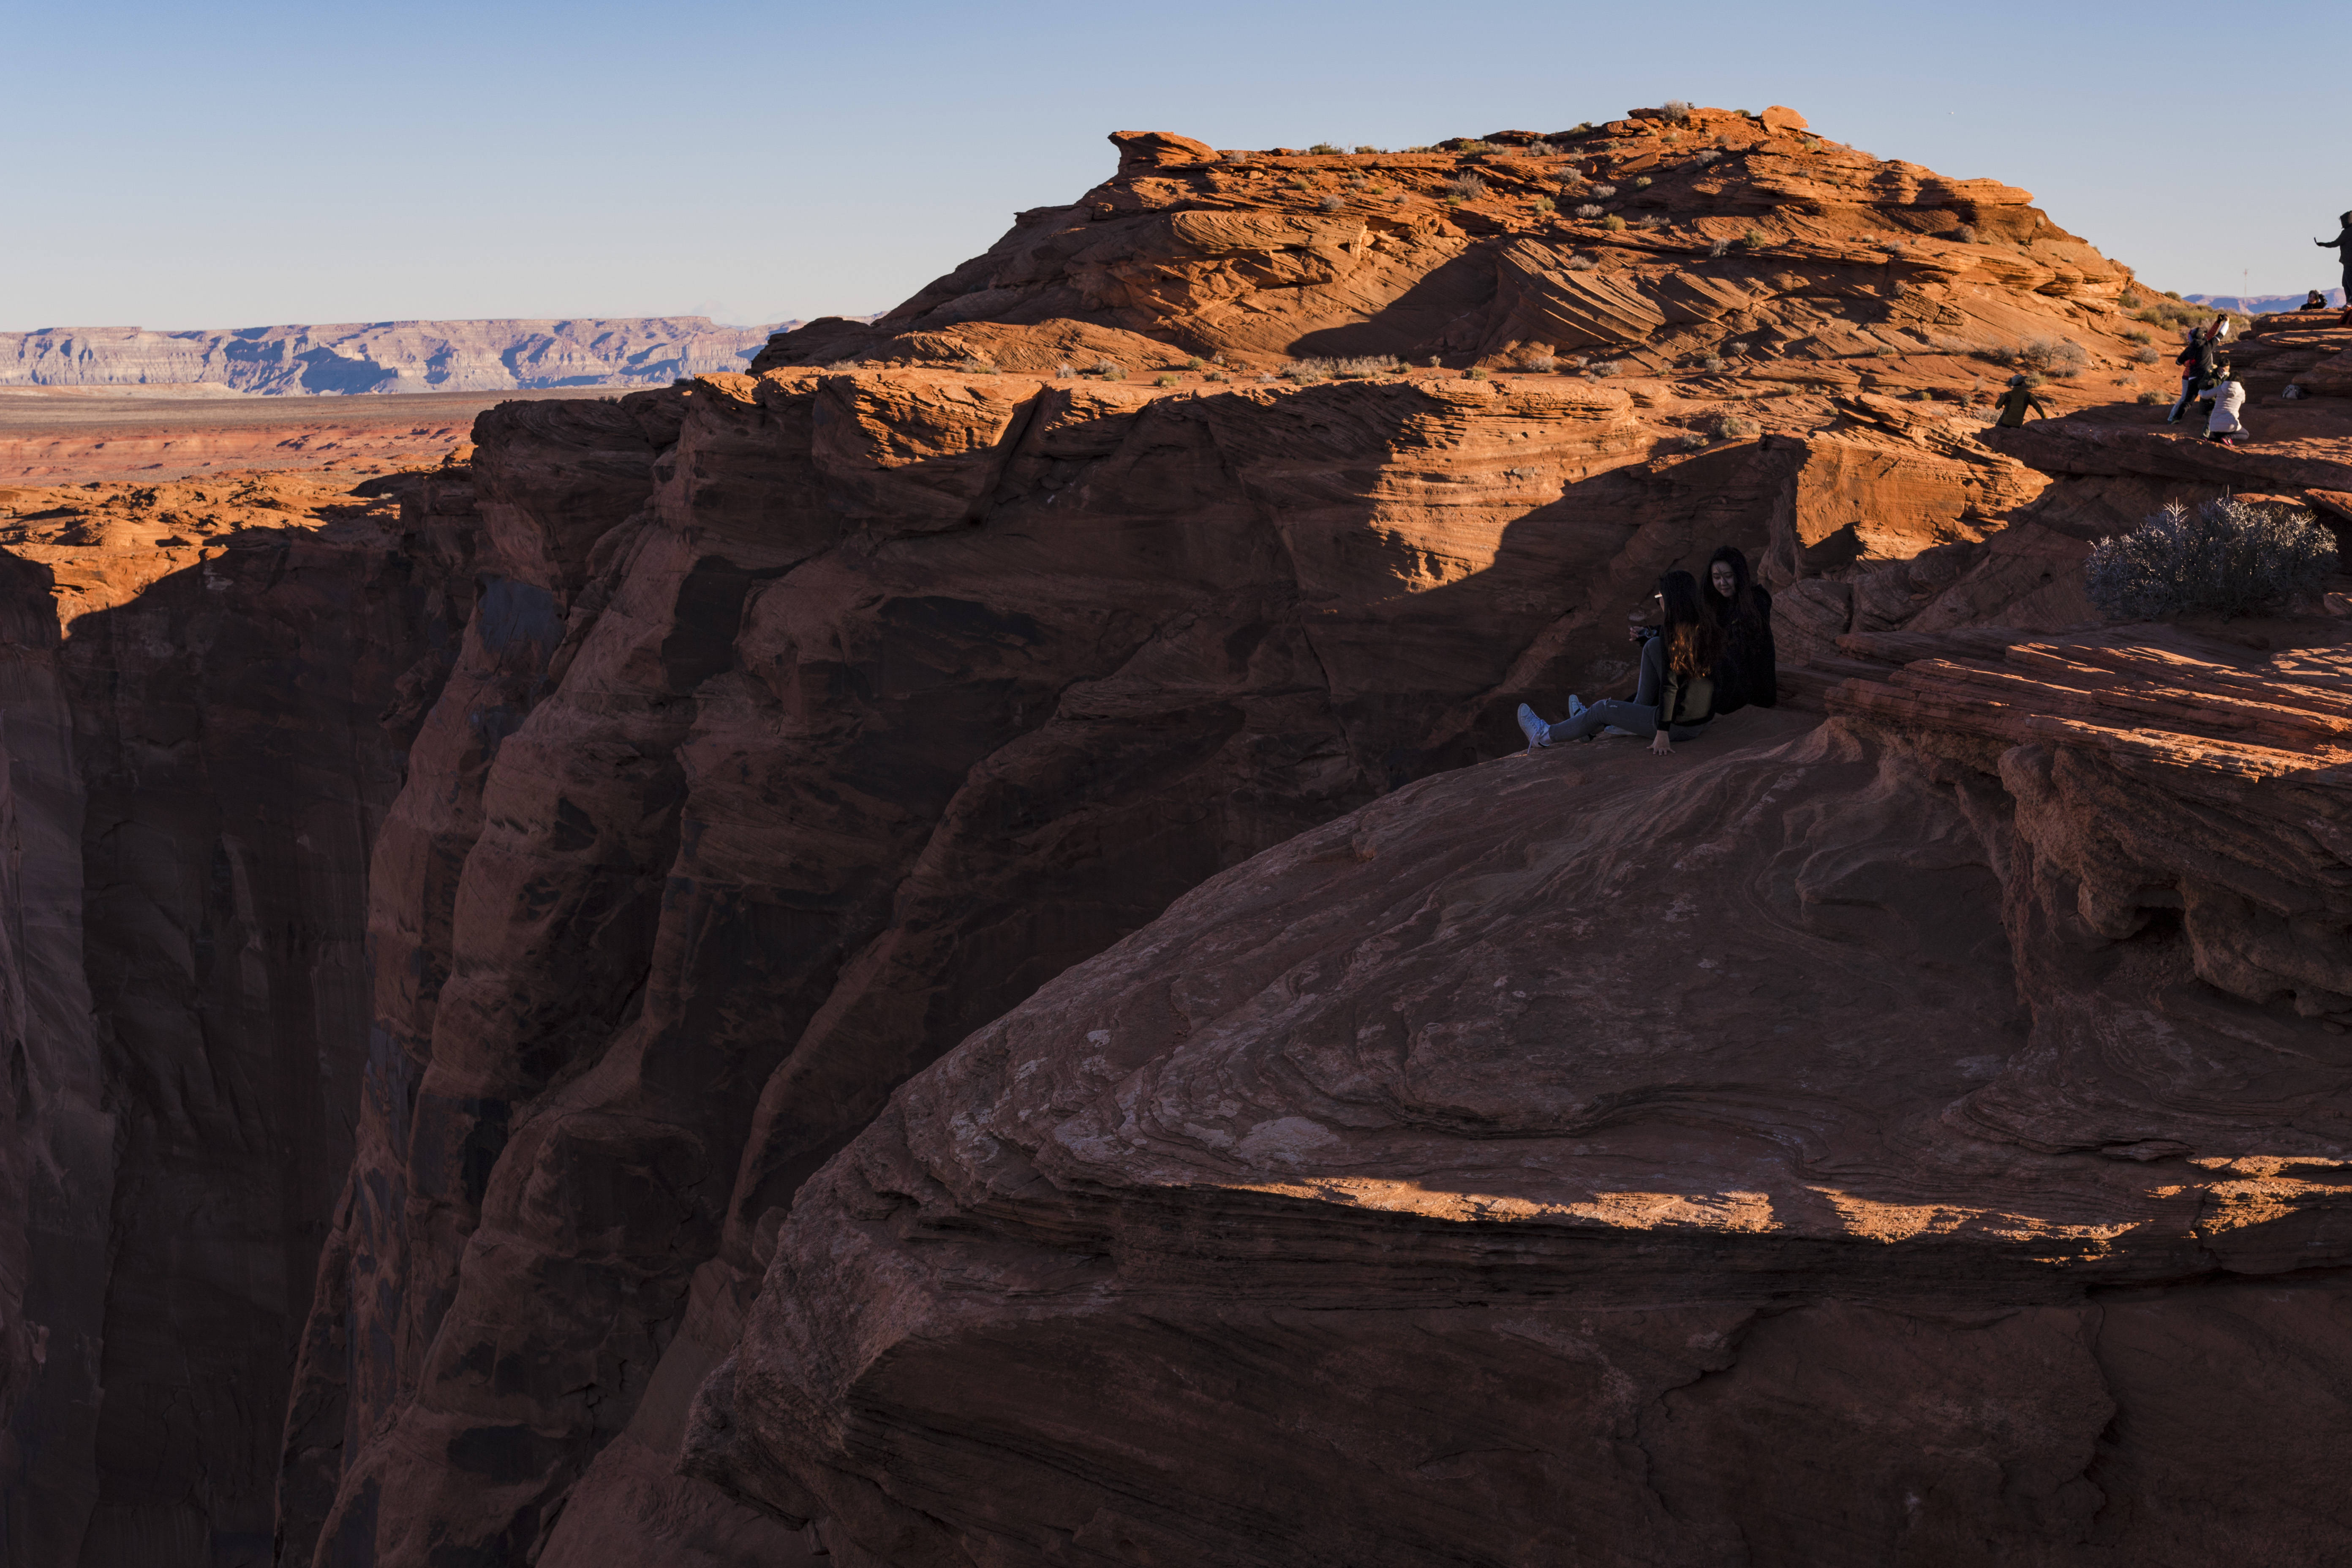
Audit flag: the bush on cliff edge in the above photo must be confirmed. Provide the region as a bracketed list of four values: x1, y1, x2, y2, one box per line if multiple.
[2086, 497, 2337, 621]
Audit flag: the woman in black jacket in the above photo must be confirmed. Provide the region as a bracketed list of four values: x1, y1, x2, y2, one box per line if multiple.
[1517, 570, 1722, 756]
[1704, 545, 1777, 710]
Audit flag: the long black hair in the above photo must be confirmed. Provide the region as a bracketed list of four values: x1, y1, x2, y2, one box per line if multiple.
[1704, 545, 1761, 626]
[1658, 569, 1722, 679]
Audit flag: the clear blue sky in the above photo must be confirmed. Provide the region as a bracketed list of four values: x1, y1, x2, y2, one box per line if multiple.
[4, 0, 2344, 331]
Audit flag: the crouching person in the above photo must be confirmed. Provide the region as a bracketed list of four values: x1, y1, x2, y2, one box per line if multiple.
[1517, 570, 1720, 757]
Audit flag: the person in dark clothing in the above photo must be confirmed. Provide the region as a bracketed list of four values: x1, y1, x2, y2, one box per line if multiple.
[1993, 374, 2049, 427]
[2167, 324, 2225, 423]
[2303, 290, 2332, 311]
[2316, 212, 2352, 299]
[1517, 571, 1721, 756]
[1703, 545, 1777, 710]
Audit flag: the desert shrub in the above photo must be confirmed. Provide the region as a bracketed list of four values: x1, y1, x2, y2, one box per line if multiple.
[1801, 137, 1824, 152]
[1465, 366, 1492, 380]
[2085, 498, 2337, 621]
[1184, 356, 1206, 370]
[1592, 183, 1618, 198]
[1872, 345, 1898, 357]
[1293, 355, 1400, 378]
[1661, 100, 1694, 122]
[1885, 239, 1908, 255]
[1692, 149, 1723, 166]
[1602, 215, 1626, 231]
[1445, 173, 1487, 200]
[1345, 173, 1369, 188]
[1318, 195, 1345, 212]
[1222, 150, 1251, 163]
[2131, 345, 2160, 364]
[1518, 347, 1558, 371]
[1391, 191, 1407, 203]
[1533, 195, 1556, 213]
[1587, 359, 1625, 376]
[1574, 202, 1605, 219]
[1708, 237, 1733, 259]
[1524, 141, 1561, 157]
[1952, 223, 1977, 243]
[2017, 337, 2089, 378]
[1979, 343, 2018, 366]
[1671, 431, 1710, 452]
[1355, 144, 1380, 154]
[1091, 358, 1122, 378]
[1741, 228, 1765, 248]
[1700, 355, 1726, 372]
[1282, 362, 1328, 384]
[2135, 389, 2163, 404]
[1309, 142, 1341, 154]
[1154, 374, 1177, 387]
[1633, 176, 1652, 189]
[1055, 362, 1076, 378]
[2121, 328, 2153, 345]
[1565, 253, 1598, 271]
[1711, 413, 1759, 439]
[822, 359, 863, 372]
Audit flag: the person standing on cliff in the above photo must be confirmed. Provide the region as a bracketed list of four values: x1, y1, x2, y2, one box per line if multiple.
[2166, 322, 2227, 423]
[1993, 374, 2049, 428]
[2316, 212, 2352, 303]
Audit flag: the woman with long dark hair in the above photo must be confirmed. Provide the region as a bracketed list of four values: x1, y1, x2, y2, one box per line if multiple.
[1516, 570, 1721, 756]
[1703, 544, 1777, 711]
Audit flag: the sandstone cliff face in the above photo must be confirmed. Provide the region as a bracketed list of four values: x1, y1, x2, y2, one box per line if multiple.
[0, 471, 475, 1565]
[0, 319, 782, 396]
[759, 109, 2137, 380]
[11, 113, 2352, 1568]
[688, 628, 2352, 1566]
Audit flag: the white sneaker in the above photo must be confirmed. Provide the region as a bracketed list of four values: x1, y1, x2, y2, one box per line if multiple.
[1567, 694, 1587, 718]
[1515, 703, 1552, 750]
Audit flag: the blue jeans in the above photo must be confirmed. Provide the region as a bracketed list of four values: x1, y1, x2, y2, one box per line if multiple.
[1546, 700, 1708, 743]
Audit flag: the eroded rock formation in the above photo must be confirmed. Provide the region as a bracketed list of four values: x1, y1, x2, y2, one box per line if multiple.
[11, 112, 2352, 1568]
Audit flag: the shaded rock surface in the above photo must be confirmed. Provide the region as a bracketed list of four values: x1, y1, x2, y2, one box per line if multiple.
[0, 468, 476, 1565]
[693, 627, 2352, 1566]
[9, 110, 2352, 1568]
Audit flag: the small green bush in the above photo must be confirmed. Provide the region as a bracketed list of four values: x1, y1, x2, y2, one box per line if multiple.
[1740, 228, 1764, 248]
[1354, 144, 1380, 154]
[1632, 176, 1652, 189]
[1602, 215, 1626, 231]
[2086, 498, 2337, 621]
[1465, 366, 1492, 380]
[1309, 142, 1341, 155]
[1154, 374, 1177, 387]
[1533, 195, 1556, 213]
[1184, 356, 1205, 370]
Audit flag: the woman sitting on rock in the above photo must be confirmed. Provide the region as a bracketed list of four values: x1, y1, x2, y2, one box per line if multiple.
[2204, 363, 2248, 446]
[1704, 544, 1778, 711]
[1517, 570, 1721, 756]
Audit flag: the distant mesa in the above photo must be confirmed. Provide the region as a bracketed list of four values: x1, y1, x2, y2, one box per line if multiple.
[0, 317, 805, 396]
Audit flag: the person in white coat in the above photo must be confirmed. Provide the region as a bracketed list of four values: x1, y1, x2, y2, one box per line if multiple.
[2204, 365, 2247, 446]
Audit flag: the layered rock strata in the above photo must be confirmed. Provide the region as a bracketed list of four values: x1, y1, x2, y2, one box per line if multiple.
[0, 318, 783, 397]
[0, 468, 476, 1565]
[689, 626, 2352, 1566]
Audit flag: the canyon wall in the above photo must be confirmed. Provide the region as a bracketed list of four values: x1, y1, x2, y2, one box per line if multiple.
[0, 471, 476, 1565]
[0, 319, 784, 397]
[7, 112, 2352, 1566]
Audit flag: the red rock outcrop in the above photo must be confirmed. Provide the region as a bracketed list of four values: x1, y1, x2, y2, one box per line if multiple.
[686, 624, 2352, 1566]
[12, 111, 2352, 1568]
